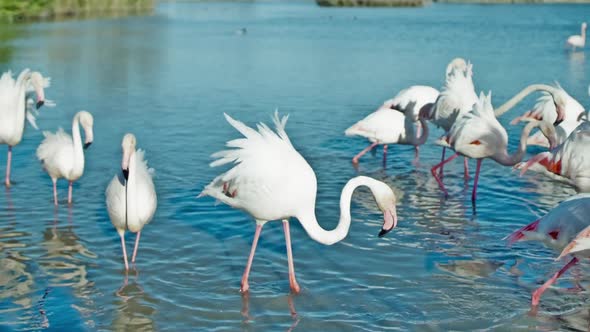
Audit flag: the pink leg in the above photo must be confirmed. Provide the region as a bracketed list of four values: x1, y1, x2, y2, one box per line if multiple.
[464, 157, 470, 179]
[413, 146, 419, 165]
[382, 144, 388, 166]
[120, 233, 129, 271]
[472, 159, 482, 203]
[241, 223, 264, 293]
[283, 220, 301, 294]
[52, 179, 58, 206]
[132, 231, 141, 263]
[431, 152, 459, 197]
[5, 146, 11, 187]
[352, 142, 379, 164]
[439, 147, 446, 177]
[532, 257, 578, 306]
[67, 181, 73, 204]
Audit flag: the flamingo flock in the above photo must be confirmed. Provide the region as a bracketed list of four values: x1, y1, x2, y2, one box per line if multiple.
[1, 23, 589, 310]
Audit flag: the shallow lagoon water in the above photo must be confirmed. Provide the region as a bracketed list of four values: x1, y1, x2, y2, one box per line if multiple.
[0, 1, 589, 330]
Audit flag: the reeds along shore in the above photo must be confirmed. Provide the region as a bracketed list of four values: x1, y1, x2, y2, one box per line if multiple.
[0, 0, 155, 22]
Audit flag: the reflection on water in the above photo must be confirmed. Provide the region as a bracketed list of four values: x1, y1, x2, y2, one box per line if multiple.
[112, 272, 157, 331]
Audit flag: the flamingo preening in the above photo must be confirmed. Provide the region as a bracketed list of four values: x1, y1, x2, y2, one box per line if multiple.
[0, 69, 48, 187]
[200, 112, 399, 293]
[106, 134, 157, 271]
[36, 111, 94, 205]
[505, 193, 590, 306]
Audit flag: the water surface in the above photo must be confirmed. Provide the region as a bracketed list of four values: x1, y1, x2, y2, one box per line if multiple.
[0, 1, 589, 330]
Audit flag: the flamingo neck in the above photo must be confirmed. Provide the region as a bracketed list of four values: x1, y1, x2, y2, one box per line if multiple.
[12, 71, 30, 136]
[72, 115, 85, 172]
[493, 121, 541, 166]
[415, 114, 430, 146]
[126, 150, 137, 213]
[494, 84, 560, 117]
[296, 176, 385, 246]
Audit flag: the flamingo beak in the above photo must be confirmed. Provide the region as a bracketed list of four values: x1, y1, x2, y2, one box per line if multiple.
[36, 100, 45, 109]
[83, 142, 92, 150]
[122, 168, 129, 180]
[378, 207, 398, 237]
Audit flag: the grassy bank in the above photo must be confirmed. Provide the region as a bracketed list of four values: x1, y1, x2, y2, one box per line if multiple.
[0, 0, 154, 22]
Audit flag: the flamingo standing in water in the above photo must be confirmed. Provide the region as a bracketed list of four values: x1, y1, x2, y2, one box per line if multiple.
[505, 193, 590, 306]
[200, 112, 399, 293]
[517, 121, 590, 193]
[106, 134, 157, 271]
[422, 58, 477, 179]
[345, 98, 431, 166]
[432, 92, 557, 204]
[0, 69, 48, 187]
[36, 111, 94, 205]
[566, 22, 587, 51]
[509, 83, 584, 147]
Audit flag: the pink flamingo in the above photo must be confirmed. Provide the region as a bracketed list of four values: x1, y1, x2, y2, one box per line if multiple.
[566, 22, 587, 51]
[200, 112, 399, 293]
[517, 121, 590, 193]
[432, 92, 557, 204]
[505, 193, 590, 306]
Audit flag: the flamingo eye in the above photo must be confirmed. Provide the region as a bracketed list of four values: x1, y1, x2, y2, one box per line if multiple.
[470, 140, 482, 145]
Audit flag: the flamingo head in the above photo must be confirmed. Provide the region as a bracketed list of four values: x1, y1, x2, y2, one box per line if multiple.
[551, 92, 567, 126]
[418, 102, 434, 120]
[371, 182, 398, 237]
[121, 133, 137, 180]
[445, 57, 468, 78]
[29, 71, 45, 109]
[77, 111, 94, 149]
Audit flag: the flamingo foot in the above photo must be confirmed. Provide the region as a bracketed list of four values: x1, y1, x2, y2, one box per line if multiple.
[240, 280, 250, 293]
[531, 289, 542, 307]
[290, 279, 301, 294]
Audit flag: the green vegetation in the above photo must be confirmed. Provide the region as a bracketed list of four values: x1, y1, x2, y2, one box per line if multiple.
[0, 0, 154, 22]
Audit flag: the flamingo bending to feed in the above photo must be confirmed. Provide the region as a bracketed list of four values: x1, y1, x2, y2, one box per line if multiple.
[421, 58, 477, 179]
[508, 84, 583, 147]
[36, 111, 94, 205]
[432, 92, 557, 204]
[566, 22, 587, 51]
[345, 100, 430, 166]
[200, 112, 399, 293]
[505, 193, 590, 306]
[517, 121, 590, 193]
[106, 134, 157, 271]
[0, 69, 48, 187]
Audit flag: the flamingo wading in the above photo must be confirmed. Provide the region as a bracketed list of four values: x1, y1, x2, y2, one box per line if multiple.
[36, 111, 94, 205]
[566, 22, 587, 51]
[200, 112, 399, 293]
[106, 134, 157, 271]
[0, 69, 48, 187]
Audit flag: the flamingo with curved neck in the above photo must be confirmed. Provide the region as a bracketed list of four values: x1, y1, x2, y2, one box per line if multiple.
[200, 112, 399, 293]
[566, 22, 587, 51]
[36, 111, 94, 205]
[432, 92, 557, 204]
[0, 69, 47, 187]
[494, 84, 567, 123]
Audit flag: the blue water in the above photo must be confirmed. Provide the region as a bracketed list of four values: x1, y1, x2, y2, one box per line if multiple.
[0, 1, 589, 330]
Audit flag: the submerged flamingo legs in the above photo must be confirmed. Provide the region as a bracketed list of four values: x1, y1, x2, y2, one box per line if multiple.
[472, 159, 482, 204]
[431, 152, 459, 197]
[241, 224, 263, 293]
[532, 257, 578, 306]
[132, 231, 141, 263]
[283, 220, 300, 294]
[5, 146, 11, 187]
[352, 142, 379, 164]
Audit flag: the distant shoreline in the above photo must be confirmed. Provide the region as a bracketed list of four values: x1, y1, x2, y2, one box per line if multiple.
[0, 0, 155, 23]
[317, 0, 590, 5]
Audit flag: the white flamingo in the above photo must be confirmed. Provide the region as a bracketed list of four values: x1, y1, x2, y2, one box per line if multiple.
[566, 22, 587, 51]
[36, 111, 94, 205]
[422, 58, 478, 179]
[106, 134, 157, 271]
[505, 193, 590, 306]
[517, 121, 590, 193]
[200, 112, 399, 293]
[345, 103, 430, 166]
[432, 92, 557, 204]
[509, 84, 584, 147]
[0, 69, 48, 187]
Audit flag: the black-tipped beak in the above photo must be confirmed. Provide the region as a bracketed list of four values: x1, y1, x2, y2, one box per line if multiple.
[378, 228, 393, 238]
[83, 142, 92, 150]
[36, 100, 45, 109]
[553, 118, 563, 126]
[122, 169, 129, 180]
